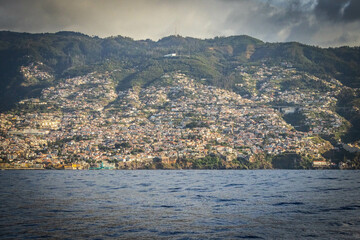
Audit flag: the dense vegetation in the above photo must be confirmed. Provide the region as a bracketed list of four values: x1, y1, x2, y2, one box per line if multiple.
[282, 110, 310, 132]
[336, 88, 360, 143]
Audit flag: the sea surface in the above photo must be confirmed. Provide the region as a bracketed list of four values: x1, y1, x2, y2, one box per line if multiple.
[0, 170, 360, 239]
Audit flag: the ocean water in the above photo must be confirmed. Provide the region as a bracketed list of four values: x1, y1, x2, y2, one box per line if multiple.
[0, 170, 360, 239]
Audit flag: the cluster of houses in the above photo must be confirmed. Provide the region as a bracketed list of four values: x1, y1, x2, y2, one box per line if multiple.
[237, 64, 346, 137]
[0, 66, 346, 169]
[20, 62, 53, 87]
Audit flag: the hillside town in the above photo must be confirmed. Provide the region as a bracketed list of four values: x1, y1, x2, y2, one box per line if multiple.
[0, 63, 358, 169]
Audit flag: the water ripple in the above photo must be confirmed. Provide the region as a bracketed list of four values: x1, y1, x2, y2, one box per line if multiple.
[0, 170, 359, 239]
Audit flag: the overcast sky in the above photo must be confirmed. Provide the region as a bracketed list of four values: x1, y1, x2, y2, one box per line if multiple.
[0, 0, 359, 47]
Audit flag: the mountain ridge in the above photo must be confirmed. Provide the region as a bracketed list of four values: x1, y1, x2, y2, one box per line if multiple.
[0, 31, 360, 163]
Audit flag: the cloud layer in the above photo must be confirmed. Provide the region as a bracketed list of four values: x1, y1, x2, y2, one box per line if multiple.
[0, 0, 359, 47]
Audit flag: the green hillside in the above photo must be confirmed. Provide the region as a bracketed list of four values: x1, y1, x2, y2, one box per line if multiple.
[0, 31, 360, 118]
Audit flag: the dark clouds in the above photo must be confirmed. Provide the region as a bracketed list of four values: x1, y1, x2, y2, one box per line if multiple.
[315, 0, 360, 22]
[0, 0, 359, 47]
[222, 0, 360, 46]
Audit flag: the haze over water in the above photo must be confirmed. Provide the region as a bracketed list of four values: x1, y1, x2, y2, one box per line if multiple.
[1, 170, 360, 239]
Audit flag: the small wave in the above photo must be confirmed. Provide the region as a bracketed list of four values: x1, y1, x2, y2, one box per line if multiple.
[22, 223, 39, 227]
[273, 202, 304, 206]
[289, 210, 315, 214]
[153, 205, 175, 209]
[102, 206, 114, 209]
[328, 221, 354, 227]
[224, 183, 245, 188]
[302, 234, 319, 238]
[216, 198, 244, 203]
[160, 205, 175, 208]
[185, 187, 209, 192]
[263, 195, 286, 199]
[321, 188, 343, 191]
[122, 228, 145, 233]
[137, 183, 151, 187]
[108, 187, 124, 190]
[159, 230, 186, 236]
[138, 190, 150, 193]
[320, 205, 360, 212]
[236, 235, 264, 239]
[340, 205, 360, 211]
[217, 199, 233, 202]
[168, 187, 182, 192]
[48, 209, 82, 213]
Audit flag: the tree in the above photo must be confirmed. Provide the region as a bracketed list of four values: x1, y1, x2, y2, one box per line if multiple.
[115, 141, 131, 149]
